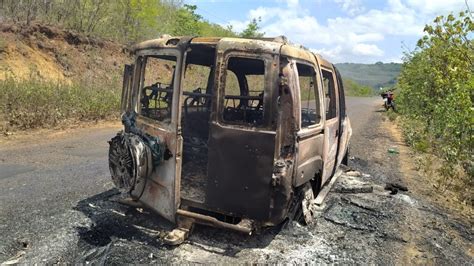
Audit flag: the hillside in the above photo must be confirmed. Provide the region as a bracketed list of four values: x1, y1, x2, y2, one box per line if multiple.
[335, 62, 402, 90]
[0, 23, 128, 84]
[0, 23, 130, 132]
[0, 22, 392, 132]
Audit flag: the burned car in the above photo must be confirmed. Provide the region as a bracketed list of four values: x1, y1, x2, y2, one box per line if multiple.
[108, 35, 351, 244]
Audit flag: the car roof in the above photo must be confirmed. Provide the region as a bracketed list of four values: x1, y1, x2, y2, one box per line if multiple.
[132, 35, 333, 67]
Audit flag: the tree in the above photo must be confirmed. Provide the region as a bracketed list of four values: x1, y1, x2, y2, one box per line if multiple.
[171, 4, 202, 36]
[397, 11, 473, 185]
[0, 0, 237, 41]
[240, 18, 264, 38]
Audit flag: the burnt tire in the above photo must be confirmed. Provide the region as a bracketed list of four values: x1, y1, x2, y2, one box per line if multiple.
[285, 183, 315, 227]
[108, 132, 153, 194]
[108, 134, 135, 191]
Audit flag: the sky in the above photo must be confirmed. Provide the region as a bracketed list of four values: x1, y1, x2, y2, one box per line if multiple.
[186, 0, 472, 63]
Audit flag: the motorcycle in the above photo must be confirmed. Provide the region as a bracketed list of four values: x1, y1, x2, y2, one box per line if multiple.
[381, 91, 396, 111]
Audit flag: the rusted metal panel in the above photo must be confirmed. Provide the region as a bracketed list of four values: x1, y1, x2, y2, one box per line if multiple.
[190, 37, 222, 45]
[321, 119, 339, 184]
[132, 38, 169, 52]
[176, 209, 252, 234]
[218, 38, 282, 55]
[129, 117, 180, 222]
[204, 42, 280, 221]
[336, 117, 352, 166]
[295, 134, 324, 186]
[206, 125, 276, 220]
[280, 44, 316, 65]
[314, 54, 333, 69]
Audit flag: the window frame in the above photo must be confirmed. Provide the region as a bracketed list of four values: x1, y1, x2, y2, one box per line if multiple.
[286, 59, 324, 138]
[295, 61, 324, 130]
[321, 67, 339, 120]
[217, 52, 273, 129]
[135, 48, 182, 126]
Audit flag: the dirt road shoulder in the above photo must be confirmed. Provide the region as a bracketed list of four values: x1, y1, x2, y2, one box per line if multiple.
[379, 115, 473, 264]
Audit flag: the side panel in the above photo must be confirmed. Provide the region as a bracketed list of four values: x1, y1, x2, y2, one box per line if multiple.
[206, 127, 276, 219]
[337, 118, 351, 166]
[295, 134, 323, 186]
[322, 119, 339, 184]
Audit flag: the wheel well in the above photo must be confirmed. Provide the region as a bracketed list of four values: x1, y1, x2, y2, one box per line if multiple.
[310, 172, 322, 196]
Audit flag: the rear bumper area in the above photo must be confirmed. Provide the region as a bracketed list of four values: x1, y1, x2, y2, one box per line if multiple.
[176, 209, 253, 235]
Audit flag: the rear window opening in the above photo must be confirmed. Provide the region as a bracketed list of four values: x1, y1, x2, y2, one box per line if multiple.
[222, 57, 266, 127]
[297, 63, 321, 128]
[140, 55, 177, 123]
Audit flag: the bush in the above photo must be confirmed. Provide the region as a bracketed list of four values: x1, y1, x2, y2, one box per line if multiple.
[343, 78, 374, 96]
[397, 11, 473, 186]
[0, 78, 120, 131]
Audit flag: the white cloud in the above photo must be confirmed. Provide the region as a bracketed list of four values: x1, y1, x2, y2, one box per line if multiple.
[327, 8, 421, 37]
[228, 19, 249, 33]
[405, 0, 468, 15]
[225, 0, 469, 63]
[352, 43, 384, 56]
[312, 46, 343, 61]
[276, 0, 300, 9]
[334, 0, 365, 16]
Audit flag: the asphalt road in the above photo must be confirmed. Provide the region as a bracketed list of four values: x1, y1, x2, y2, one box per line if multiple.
[1, 97, 471, 264]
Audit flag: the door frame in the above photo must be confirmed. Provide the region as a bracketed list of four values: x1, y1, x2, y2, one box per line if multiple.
[334, 66, 351, 167]
[320, 66, 340, 185]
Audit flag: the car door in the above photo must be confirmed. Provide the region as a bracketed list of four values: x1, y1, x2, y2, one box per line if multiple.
[320, 67, 340, 184]
[205, 44, 279, 220]
[294, 60, 325, 188]
[130, 49, 184, 222]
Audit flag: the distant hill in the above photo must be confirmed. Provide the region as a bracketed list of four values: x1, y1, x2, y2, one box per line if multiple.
[335, 62, 402, 90]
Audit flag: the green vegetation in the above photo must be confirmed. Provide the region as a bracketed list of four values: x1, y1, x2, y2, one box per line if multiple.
[169, 4, 235, 37]
[343, 78, 374, 96]
[240, 18, 265, 38]
[396, 11, 473, 191]
[336, 62, 402, 90]
[0, 0, 270, 132]
[0, 78, 120, 131]
[0, 1, 271, 42]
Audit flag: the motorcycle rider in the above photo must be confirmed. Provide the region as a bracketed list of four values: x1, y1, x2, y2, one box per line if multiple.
[381, 90, 396, 111]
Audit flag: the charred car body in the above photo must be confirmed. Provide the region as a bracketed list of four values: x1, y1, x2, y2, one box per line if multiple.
[108, 35, 351, 244]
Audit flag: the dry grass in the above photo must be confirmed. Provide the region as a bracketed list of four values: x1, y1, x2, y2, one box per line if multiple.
[0, 78, 120, 132]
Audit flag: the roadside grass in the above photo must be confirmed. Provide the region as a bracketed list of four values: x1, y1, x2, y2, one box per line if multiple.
[0, 78, 120, 132]
[383, 108, 473, 207]
[386, 109, 398, 121]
